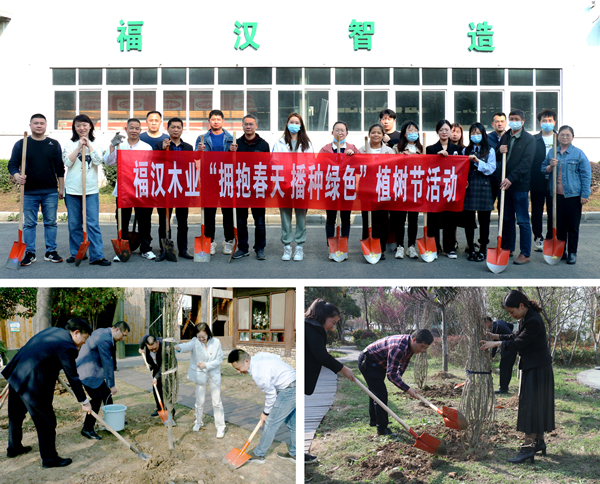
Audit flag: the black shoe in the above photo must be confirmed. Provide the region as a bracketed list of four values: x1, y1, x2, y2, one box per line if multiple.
[156, 251, 166, 262]
[7, 445, 32, 458]
[534, 438, 547, 456]
[305, 453, 318, 464]
[151, 411, 159, 417]
[81, 429, 102, 440]
[179, 250, 193, 259]
[66, 255, 88, 263]
[380, 252, 385, 260]
[377, 428, 396, 436]
[256, 248, 266, 260]
[567, 253, 577, 265]
[232, 249, 249, 259]
[476, 250, 486, 262]
[467, 251, 478, 261]
[90, 258, 111, 266]
[495, 389, 508, 394]
[43, 457, 72, 468]
[508, 444, 536, 464]
[20, 252, 36, 266]
[369, 421, 377, 427]
[561, 251, 568, 261]
[44, 251, 63, 263]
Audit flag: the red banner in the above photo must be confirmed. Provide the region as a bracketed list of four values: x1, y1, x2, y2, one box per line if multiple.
[117, 151, 470, 212]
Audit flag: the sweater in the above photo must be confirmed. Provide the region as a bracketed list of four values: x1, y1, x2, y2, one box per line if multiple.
[9, 136, 64, 194]
[62, 139, 104, 196]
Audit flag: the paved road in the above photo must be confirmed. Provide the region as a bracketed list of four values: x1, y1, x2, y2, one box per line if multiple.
[1, 219, 599, 279]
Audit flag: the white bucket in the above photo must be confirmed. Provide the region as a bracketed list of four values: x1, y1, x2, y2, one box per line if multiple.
[101, 404, 127, 431]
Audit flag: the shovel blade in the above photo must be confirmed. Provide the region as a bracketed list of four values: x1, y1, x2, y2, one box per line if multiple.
[161, 238, 177, 262]
[224, 447, 251, 468]
[543, 231, 564, 265]
[128, 231, 141, 252]
[194, 225, 211, 263]
[6, 229, 26, 270]
[111, 238, 131, 262]
[328, 227, 348, 262]
[74, 236, 90, 267]
[442, 406, 468, 430]
[413, 432, 447, 456]
[417, 227, 437, 263]
[361, 227, 381, 264]
[486, 237, 510, 274]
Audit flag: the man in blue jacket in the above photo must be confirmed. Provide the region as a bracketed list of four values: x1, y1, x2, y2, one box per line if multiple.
[76, 321, 130, 439]
[2, 318, 92, 468]
[485, 316, 516, 394]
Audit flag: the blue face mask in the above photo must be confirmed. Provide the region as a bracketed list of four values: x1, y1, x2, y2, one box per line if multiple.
[541, 122, 555, 132]
[288, 123, 301, 134]
[333, 137, 346, 145]
[470, 134, 482, 144]
[407, 132, 419, 142]
[509, 121, 523, 131]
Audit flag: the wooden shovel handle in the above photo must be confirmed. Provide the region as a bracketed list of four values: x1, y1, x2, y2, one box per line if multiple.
[354, 379, 410, 433]
[498, 153, 507, 236]
[141, 352, 164, 406]
[81, 143, 87, 233]
[238, 419, 264, 455]
[19, 132, 27, 232]
[552, 133, 558, 226]
[364, 136, 369, 154]
[414, 393, 440, 413]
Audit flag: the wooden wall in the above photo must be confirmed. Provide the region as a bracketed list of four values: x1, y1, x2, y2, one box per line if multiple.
[0, 307, 33, 349]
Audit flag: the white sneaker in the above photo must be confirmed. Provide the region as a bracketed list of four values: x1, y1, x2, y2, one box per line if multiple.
[328, 253, 333, 260]
[282, 245, 292, 261]
[407, 245, 418, 259]
[534, 237, 544, 252]
[192, 422, 203, 431]
[113, 255, 121, 262]
[222, 240, 234, 255]
[293, 246, 304, 261]
[395, 246, 404, 259]
[141, 251, 156, 260]
[447, 251, 458, 259]
[210, 241, 216, 255]
[216, 428, 225, 438]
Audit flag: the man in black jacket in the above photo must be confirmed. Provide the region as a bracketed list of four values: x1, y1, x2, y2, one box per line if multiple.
[1, 319, 92, 468]
[139, 334, 164, 416]
[531, 109, 557, 252]
[230, 113, 270, 260]
[485, 316, 517, 394]
[495, 109, 536, 265]
[8, 114, 65, 266]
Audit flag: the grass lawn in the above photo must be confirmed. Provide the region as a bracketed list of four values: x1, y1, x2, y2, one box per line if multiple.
[306, 357, 600, 484]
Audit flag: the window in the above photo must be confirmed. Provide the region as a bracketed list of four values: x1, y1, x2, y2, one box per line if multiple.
[422, 91, 445, 131]
[108, 91, 130, 128]
[422, 68, 447, 85]
[247, 68, 272, 85]
[189, 91, 212, 130]
[53, 69, 75, 85]
[336, 68, 361, 85]
[220, 90, 244, 130]
[394, 68, 419, 85]
[237, 293, 287, 343]
[338, 91, 361, 131]
[480, 69, 504, 86]
[364, 68, 389, 86]
[510, 92, 534, 131]
[134, 91, 156, 120]
[452, 69, 477, 86]
[133, 68, 157, 85]
[536, 69, 560, 86]
[306, 91, 329, 131]
[454, 91, 478, 127]
[219, 68, 244, 85]
[54, 91, 75, 129]
[509, 69, 533, 86]
[395, 91, 419, 127]
[80, 91, 101, 128]
[536, 92, 558, 115]
[247, 90, 270, 129]
[305, 68, 330, 85]
[79, 69, 102, 85]
[364, 91, 388, 129]
[190, 68, 214, 85]
[163, 91, 187, 126]
[107, 68, 130, 85]
[162, 68, 186, 85]
[480, 92, 503, 130]
[278, 91, 302, 131]
[276, 68, 302, 85]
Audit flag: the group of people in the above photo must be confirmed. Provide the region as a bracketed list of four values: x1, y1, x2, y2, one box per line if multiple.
[9, 106, 591, 267]
[305, 291, 555, 465]
[2, 319, 296, 468]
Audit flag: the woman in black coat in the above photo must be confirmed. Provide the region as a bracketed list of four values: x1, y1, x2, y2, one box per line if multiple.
[480, 290, 555, 464]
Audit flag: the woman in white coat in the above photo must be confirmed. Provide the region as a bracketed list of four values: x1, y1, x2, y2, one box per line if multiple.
[175, 323, 225, 437]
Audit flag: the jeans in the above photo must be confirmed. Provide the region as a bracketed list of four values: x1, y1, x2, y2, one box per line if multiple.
[280, 208, 307, 246]
[65, 193, 105, 262]
[194, 375, 226, 431]
[501, 190, 532, 257]
[358, 352, 389, 431]
[23, 192, 59, 254]
[253, 382, 296, 457]
[237, 207, 266, 252]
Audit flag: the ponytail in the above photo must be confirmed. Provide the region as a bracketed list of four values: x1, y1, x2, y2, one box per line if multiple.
[305, 298, 341, 325]
[502, 290, 542, 313]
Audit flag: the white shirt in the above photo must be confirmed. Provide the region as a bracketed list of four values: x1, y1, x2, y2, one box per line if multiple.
[62, 139, 104, 196]
[248, 352, 296, 414]
[542, 134, 554, 156]
[103, 139, 153, 197]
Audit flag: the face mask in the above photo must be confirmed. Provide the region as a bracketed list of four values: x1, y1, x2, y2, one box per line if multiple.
[333, 137, 346, 145]
[470, 134, 482, 144]
[541, 122, 555, 132]
[509, 121, 523, 131]
[407, 132, 419, 142]
[288, 123, 301, 134]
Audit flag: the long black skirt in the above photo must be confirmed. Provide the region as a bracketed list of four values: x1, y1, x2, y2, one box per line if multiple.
[516, 364, 555, 434]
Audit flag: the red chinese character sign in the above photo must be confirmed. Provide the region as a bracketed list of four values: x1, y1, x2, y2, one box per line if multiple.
[117, 151, 470, 212]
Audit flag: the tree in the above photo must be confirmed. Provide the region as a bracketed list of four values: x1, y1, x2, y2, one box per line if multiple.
[0, 288, 37, 320]
[32, 288, 53, 334]
[52, 288, 129, 330]
[305, 287, 361, 341]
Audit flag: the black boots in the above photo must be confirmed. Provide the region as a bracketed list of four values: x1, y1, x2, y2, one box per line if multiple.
[534, 438, 547, 456]
[508, 443, 536, 464]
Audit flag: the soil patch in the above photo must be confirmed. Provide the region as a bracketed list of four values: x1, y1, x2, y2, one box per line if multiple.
[430, 371, 461, 380]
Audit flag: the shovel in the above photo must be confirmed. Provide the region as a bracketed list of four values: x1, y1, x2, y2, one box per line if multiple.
[161, 144, 177, 262]
[417, 212, 437, 263]
[58, 376, 151, 462]
[487, 152, 510, 273]
[361, 211, 381, 264]
[0, 383, 9, 410]
[194, 208, 211, 262]
[222, 419, 263, 469]
[328, 212, 348, 262]
[128, 213, 141, 253]
[74, 144, 90, 266]
[414, 393, 468, 431]
[140, 352, 169, 424]
[543, 133, 565, 264]
[355, 379, 446, 456]
[228, 132, 238, 263]
[111, 208, 131, 262]
[6, 132, 28, 270]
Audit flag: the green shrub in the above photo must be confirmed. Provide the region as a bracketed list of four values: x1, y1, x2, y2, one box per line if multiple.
[554, 345, 598, 367]
[103, 163, 117, 189]
[0, 159, 18, 194]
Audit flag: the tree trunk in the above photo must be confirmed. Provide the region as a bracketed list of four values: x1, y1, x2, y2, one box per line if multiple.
[441, 304, 448, 372]
[32, 288, 53, 334]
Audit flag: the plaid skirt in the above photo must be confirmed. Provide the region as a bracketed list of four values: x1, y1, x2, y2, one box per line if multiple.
[463, 170, 494, 212]
[516, 364, 555, 434]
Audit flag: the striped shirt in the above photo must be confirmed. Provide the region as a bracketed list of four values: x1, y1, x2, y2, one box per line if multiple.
[364, 335, 414, 391]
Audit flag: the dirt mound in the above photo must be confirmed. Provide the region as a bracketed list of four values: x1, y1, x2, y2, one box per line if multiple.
[417, 383, 464, 399]
[430, 371, 461, 380]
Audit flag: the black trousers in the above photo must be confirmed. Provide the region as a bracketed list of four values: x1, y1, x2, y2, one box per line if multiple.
[358, 352, 389, 431]
[326, 210, 351, 240]
[427, 211, 457, 253]
[8, 385, 58, 463]
[152, 377, 163, 410]
[390, 211, 418, 247]
[157, 208, 189, 253]
[556, 194, 583, 255]
[113, 199, 132, 240]
[134, 207, 154, 253]
[361, 211, 388, 252]
[464, 210, 491, 252]
[204, 207, 234, 242]
[83, 382, 113, 431]
[499, 349, 518, 391]
[237, 207, 266, 252]
[530, 189, 553, 240]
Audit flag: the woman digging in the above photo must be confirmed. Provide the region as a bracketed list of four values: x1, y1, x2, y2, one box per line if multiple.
[480, 290, 555, 463]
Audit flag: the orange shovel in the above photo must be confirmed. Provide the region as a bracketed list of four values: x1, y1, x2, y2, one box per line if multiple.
[328, 138, 349, 262]
[6, 132, 28, 270]
[360, 137, 381, 264]
[415, 393, 468, 430]
[355, 380, 446, 456]
[543, 133, 565, 264]
[416, 134, 437, 263]
[141, 352, 169, 424]
[487, 152, 510, 273]
[222, 419, 263, 469]
[111, 208, 131, 262]
[74, 143, 90, 266]
[194, 208, 211, 262]
[229, 132, 238, 263]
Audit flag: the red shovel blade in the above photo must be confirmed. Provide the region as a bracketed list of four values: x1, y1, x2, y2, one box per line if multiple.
[74, 231, 90, 267]
[6, 229, 26, 270]
[410, 429, 447, 456]
[543, 228, 565, 265]
[328, 225, 348, 262]
[111, 230, 131, 262]
[360, 227, 381, 264]
[486, 236, 510, 274]
[416, 226, 437, 263]
[194, 224, 211, 263]
[224, 446, 251, 468]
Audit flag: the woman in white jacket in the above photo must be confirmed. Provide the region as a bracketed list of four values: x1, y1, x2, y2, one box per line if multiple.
[272, 112, 314, 262]
[175, 323, 225, 437]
